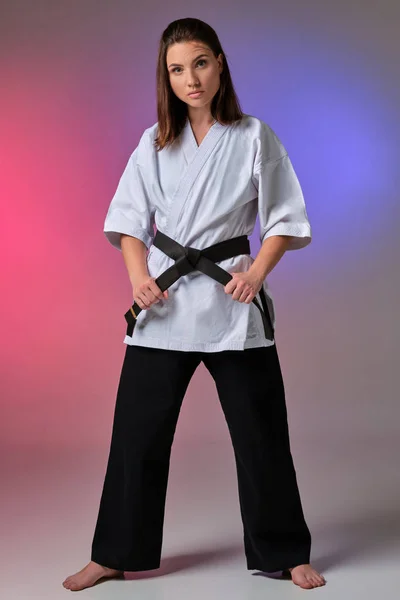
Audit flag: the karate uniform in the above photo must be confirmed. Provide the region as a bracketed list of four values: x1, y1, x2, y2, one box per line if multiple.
[103, 114, 311, 352]
[91, 114, 312, 573]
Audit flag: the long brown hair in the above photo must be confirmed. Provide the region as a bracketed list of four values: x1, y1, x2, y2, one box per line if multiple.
[154, 18, 243, 151]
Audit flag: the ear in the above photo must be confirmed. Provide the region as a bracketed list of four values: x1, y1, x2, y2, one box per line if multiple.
[217, 53, 223, 73]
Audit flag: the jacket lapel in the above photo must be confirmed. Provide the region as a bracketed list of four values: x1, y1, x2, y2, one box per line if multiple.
[165, 118, 229, 236]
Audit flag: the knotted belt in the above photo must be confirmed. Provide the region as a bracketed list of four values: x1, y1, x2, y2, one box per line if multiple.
[124, 230, 274, 341]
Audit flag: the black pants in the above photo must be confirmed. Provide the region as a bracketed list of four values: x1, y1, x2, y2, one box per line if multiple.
[91, 343, 312, 572]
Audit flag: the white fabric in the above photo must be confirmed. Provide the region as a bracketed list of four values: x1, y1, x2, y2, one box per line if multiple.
[104, 114, 311, 352]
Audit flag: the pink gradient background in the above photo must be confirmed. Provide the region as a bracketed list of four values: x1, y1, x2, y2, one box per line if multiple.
[1, 3, 399, 456]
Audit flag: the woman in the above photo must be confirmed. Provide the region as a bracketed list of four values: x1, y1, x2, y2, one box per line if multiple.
[63, 17, 326, 591]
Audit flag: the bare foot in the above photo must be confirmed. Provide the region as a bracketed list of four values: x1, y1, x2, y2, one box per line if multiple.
[285, 564, 326, 589]
[62, 561, 123, 591]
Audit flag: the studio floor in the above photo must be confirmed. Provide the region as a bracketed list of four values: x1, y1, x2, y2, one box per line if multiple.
[2, 434, 399, 599]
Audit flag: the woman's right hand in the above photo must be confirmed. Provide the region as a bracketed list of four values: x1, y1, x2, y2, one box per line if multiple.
[131, 274, 169, 310]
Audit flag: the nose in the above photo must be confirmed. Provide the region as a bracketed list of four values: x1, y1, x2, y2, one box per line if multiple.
[187, 67, 200, 88]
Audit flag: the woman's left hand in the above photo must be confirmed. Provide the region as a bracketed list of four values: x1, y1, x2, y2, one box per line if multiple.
[224, 269, 264, 304]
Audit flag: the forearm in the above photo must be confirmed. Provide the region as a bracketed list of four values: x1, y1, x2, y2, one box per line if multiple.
[249, 235, 293, 281]
[120, 234, 149, 286]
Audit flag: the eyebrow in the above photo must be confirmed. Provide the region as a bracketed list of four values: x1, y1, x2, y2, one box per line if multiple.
[168, 53, 209, 68]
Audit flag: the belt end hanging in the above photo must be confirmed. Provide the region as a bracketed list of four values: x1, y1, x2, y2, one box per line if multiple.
[124, 303, 140, 337]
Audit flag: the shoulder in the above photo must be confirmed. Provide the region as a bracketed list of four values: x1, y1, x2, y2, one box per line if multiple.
[136, 121, 158, 147]
[142, 121, 159, 140]
[238, 113, 276, 138]
[131, 122, 159, 164]
[238, 114, 287, 163]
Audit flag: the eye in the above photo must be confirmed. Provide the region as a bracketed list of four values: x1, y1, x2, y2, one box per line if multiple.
[170, 59, 207, 74]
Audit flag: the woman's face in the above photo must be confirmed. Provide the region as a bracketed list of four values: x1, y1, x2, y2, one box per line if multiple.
[166, 41, 223, 113]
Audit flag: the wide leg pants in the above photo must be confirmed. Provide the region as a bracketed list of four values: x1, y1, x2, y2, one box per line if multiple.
[91, 343, 312, 572]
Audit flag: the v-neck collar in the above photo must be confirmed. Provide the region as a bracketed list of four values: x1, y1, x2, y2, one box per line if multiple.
[181, 117, 227, 165]
[187, 118, 218, 149]
[166, 117, 231, 235]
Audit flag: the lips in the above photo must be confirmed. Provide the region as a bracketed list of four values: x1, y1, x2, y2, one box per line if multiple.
[188, 91, 204, 97]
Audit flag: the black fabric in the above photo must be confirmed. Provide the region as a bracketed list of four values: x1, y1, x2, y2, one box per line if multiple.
[91, 344, 311, 572]
[124, 230, 274, 341]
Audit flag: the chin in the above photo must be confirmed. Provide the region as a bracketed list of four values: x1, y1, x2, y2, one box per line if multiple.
[185, 97, 209, 107]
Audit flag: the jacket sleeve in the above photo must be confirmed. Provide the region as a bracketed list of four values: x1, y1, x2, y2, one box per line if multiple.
[253, 126, 312, 251]
[103, 140, 155, 251]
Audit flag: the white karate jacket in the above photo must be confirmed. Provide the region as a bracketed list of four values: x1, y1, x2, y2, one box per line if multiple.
[104, 114, 311, 352]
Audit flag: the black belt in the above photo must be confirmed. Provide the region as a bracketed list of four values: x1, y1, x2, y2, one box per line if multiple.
[124, 230, 274, 341]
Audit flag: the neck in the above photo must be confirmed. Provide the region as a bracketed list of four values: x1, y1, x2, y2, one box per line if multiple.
[187, 105, 215, 127]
